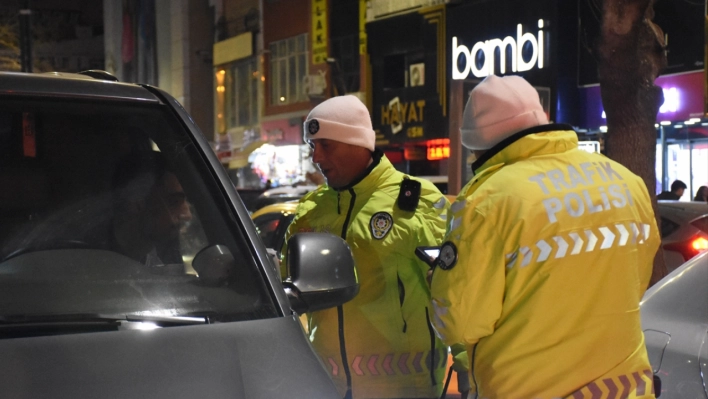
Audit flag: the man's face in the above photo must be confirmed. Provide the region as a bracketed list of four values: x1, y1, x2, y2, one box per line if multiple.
[676, 188, 685, 198]
[145, 172, 192, 243]
[311, 139, 372, 189]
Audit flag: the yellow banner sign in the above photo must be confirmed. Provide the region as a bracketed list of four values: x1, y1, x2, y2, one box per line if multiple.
[359, 0, 367, 55]
[311, 0, 328, 65]
[213, 32, 252, 66]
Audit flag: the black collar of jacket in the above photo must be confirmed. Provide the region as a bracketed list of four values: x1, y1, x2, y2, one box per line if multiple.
[334, 148, 383, 192]
[471, 123, 575, 174]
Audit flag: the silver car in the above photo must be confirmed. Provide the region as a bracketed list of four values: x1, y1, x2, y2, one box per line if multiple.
[657, 201, 708, 272]
[0, 71, 358, 399]
[641, 250, 708, 398]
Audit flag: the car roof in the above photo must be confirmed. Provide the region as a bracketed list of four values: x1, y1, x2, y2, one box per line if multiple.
[0, 71, 161, 103]
[657, 200, 708, 223]
[260, 185, 318, 198]
[641, 250, 708, 311]
[250, 200, 299, 219]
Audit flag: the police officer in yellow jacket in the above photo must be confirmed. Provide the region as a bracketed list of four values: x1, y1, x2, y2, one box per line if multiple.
[430, 75, 659, 399]
[284, 95, 450, 399]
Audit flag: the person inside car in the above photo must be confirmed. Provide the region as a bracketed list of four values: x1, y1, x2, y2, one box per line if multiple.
[110, 151, 192, 274]
[430, 75, 660, 398]
[283, 95, 451, 399]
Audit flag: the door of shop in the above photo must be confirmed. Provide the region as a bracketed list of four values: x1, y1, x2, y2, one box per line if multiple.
[659, 140, 708, 201]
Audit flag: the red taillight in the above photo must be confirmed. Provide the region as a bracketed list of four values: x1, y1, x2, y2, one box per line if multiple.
[692, 237, 708, 252]
[664, 235, 708, 261]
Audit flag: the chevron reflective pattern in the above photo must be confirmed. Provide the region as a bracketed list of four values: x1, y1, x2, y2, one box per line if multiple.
[326, 348, 446, 376]
[505, 222, 652, 269]
[566, 369, 654, 398]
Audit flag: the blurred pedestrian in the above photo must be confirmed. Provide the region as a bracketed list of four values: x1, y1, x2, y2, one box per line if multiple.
[284, 95, 451, 399]
[657, 179, 687, 200]
[430, 75, 659, 398]
[694, 185, 708, 202]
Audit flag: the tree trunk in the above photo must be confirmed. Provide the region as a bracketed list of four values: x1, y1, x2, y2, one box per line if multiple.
[597, 0, 668, 286]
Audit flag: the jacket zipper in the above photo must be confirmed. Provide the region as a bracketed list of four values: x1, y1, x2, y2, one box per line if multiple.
[425, 308, 437, 386]
[397, 274, 407, 332]
[338, 188, 356, 399]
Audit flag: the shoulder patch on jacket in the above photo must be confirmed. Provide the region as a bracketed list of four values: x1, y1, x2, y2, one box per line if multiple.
[370, 212, 393, 239]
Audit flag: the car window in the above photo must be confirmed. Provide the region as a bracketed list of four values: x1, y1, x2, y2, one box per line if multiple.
[691, 216, 708, 234]
[0, 98, 278, 325]
[660, 216, 680, 238]
[253, 212, 295, 257]
[253, 213, 282, 248]
[273, 213, 296, 256]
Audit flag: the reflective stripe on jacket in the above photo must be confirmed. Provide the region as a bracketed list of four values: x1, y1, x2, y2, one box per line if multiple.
[430, 125, 659, 399]
[286, 154, 450, 399]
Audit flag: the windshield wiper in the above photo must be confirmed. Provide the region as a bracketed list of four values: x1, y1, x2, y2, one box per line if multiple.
[124, 313, 209, 325]
[0, 313, 209, 327]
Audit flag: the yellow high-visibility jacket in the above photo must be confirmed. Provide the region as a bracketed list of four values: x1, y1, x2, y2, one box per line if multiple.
[286, 153, 450, 399]
[430, 125, 659, 399]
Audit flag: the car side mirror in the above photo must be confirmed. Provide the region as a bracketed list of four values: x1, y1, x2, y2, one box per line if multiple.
[283, 233, 359, 314]
[192, 244, 236, 285]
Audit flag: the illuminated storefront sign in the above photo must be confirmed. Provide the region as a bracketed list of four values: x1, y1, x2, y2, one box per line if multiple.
[659, 87, 680, 113]
[381, 97, 426, 138]
[426, 139, 450, 160]
[311, 0, 328, 65]
[600, 87, 681, 119]
[580, 71, 704, 129]
[452, 19, 546, 79]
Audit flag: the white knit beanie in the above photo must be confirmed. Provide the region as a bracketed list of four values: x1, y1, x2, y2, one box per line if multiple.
[303, 95, 376, 152]
[461, 75, 549, 150]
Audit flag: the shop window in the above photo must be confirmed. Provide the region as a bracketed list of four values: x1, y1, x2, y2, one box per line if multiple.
[226, 58, 258, 128]
[269, 34, 308, 105]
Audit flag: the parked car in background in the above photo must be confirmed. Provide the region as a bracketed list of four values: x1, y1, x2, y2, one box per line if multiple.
[240, 185, 318, 213]
[641, 250, 708, 398]
[657, 201, 708, 272]
[0, 71, 358, 399]
[251, 200, 299, 255]
[252, 185, 318, 212]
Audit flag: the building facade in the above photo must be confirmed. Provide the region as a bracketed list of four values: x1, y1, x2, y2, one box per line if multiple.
[211, 0, 261, 187]
[103, 0, 215, 143]
[365, 0, 580, 191]
[217, 0, 706, 196]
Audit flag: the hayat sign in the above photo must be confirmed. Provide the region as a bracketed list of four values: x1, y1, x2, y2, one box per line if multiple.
[453, 19, 547, 79]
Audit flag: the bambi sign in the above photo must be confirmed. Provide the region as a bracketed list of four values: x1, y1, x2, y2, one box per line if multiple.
[452, 19, 547, 79]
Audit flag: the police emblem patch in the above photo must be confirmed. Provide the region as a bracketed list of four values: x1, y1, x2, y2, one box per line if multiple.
[308, 119, 320, 135]
[370, 212, 393, 240]
[437, 241, 458, 270]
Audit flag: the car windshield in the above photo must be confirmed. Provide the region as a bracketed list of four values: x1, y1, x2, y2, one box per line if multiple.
[0, 96, 278, 325]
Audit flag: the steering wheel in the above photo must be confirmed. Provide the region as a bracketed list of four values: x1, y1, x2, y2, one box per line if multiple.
[1, 239, 92, 262]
